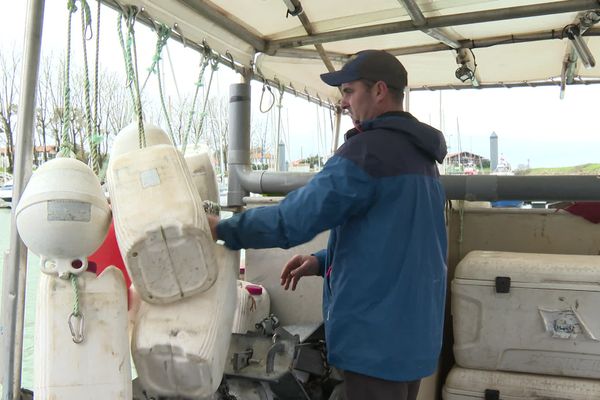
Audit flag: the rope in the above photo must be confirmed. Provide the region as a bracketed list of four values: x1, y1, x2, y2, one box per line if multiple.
[203, 200, 221, 216]
[70, 274, 81, 317]
[68, 274, 85, 344]
[259, 80, 275, 113]
[92, 0, 102, 176]
[150, 24, 176, 144]
[117, 8, 145, 148]
[181, 55, 210, 153]
[78, 0, 100, 175]
[59, 0, 78, 157]
[190, 57, 218, 151]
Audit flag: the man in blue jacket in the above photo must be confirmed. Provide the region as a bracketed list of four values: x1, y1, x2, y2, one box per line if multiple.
[208, 49, 447, 400]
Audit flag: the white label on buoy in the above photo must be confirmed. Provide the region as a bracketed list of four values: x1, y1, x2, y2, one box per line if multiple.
[47, 200, 91, 222]
[140, 169, 160, 188]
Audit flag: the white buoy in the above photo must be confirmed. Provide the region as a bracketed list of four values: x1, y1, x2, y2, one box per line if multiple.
[107, 122, 217, 304]
[184, 147, 219, 204]
[15, 157, 110, 277]
[131, 243, 238, 398]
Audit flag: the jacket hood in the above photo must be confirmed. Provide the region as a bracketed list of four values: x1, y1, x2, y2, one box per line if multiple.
[358, 112, 447, 163]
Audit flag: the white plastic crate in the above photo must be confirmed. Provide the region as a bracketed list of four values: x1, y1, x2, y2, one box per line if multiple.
[443, 366, 600, 400]
[452, 250, 600, 378]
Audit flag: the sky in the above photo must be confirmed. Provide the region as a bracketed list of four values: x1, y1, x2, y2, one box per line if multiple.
[2, 0, 600, 169]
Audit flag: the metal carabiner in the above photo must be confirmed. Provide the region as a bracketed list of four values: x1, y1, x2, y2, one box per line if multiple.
[68, 312, 85, 344]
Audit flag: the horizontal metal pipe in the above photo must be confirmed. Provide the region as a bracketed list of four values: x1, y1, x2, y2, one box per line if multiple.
[236, 170, 600, 201]
[412, 78, 600, 91]
[269, 0, 600, 49]
[444, 175, 600, 201]
[237, 169, 314, 194]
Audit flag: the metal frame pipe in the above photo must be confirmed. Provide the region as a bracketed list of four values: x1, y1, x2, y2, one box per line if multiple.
[227, 82, 252, 207]
[443, 175, 600, 201]
[233, 170, 600, 201]
[269, 0, 600, 49]
[1, 0, 45, 398]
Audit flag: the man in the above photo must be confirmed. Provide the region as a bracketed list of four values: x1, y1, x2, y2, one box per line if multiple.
[208, 49, 447, 400]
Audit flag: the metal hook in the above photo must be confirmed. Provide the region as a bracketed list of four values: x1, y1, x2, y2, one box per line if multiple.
[225, 51, 235, 69]
[173, 22, 187, 47]
[68, 312, 85, 344]
[289, 82, 297, 97]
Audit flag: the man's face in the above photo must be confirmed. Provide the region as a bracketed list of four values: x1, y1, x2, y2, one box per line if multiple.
[340, 80, 378, 126]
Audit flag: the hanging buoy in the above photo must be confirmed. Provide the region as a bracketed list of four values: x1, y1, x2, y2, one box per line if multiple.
[107, 122, 217, 304]
[34, 267, 132, 398]
[131, 243, 237, 398]
[15, 157, 110, 277]
[184, 146, 219, 204]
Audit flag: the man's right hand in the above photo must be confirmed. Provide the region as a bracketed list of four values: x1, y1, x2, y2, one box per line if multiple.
[280, 254, 319, 291]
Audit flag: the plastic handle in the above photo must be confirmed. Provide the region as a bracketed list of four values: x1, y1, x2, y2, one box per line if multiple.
[40, 256, 88, 278]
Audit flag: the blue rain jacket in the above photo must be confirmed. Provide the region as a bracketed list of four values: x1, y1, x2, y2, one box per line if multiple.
[217, 111, 448, 381]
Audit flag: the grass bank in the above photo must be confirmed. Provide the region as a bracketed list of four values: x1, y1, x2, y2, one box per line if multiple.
[516, 163, 600, 175]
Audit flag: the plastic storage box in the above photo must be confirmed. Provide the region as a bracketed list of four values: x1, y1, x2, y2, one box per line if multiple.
[443, 366, 600, 400]
[452, 250, 600, 378]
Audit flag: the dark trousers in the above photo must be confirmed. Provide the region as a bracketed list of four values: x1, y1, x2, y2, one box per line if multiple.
[343, 370, 421, 400]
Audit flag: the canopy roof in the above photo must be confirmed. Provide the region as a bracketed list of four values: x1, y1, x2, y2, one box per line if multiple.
[104, 0, 600, 104]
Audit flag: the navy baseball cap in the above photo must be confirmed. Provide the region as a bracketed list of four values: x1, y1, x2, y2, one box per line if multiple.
[320, 50, 408, 89]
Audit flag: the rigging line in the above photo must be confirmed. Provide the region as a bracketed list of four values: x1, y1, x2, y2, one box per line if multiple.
[93, 0, 102, 175]
[116, 14, 136, 115]
[156, 61, 176, 145]
[315, 102, 321, 167]
[165, 44, 181, 103]
[79, 0, 100, 175]
[141, 23, 170, 93]
[192, 58, 218, 148]
[259, 79, 276, 113]
[181, 55, 210, 154]
[149, 24, 176, 144]
[60, 0, 77, 158]
[118, 8, 146, 148]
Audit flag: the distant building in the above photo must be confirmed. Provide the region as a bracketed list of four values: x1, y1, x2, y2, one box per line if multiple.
[250, 146, 274, 169]
[446, 151, 488, 167]
[1, 145, 58, 167]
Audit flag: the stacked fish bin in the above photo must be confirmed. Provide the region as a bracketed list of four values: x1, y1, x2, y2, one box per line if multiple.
[445, 250, 600, 399]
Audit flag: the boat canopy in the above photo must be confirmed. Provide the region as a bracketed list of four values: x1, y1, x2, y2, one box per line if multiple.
[102, 0, 600, 104]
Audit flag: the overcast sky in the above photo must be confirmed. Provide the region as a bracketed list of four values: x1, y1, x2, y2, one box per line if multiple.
[2, 0, 600, 168]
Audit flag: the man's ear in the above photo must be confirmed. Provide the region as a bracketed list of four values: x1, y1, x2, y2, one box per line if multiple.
[374, 81, 389, 102]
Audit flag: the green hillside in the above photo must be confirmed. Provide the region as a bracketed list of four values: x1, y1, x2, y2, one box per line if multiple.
[516, 163, 600, 175]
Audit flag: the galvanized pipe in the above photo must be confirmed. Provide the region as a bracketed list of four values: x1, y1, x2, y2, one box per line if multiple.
[227, 82, 252, 207]
[1, 0, 45, 398]
[234, 171, 600, 201]
[443, 175, 600, 201]
[397, 0, 461, 48]
[269, 0, 600, 49]
[172, 0, 266, 52]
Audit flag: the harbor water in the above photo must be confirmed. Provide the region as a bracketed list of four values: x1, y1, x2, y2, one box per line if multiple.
[0, 207, 39, 390]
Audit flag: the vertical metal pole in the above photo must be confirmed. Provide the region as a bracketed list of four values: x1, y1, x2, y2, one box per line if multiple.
[227, 81, 251, 207]
[404, 87, 411, 112]
[331, 106, 342, 153]
[1, 0, 44, 398]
